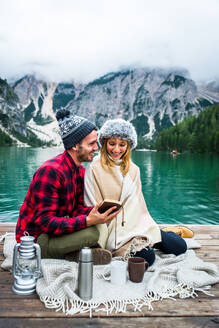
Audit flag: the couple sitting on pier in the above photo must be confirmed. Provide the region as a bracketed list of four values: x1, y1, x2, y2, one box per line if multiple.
[16, 109, 193, 266]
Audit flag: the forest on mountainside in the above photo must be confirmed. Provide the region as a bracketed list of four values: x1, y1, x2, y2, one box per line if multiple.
[154, 104, 219, 153]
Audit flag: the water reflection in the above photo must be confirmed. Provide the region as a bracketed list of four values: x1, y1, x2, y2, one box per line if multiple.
[132, 151, 219, 225]
[0, 147, 64, 222]
[0, 147, 218, 225]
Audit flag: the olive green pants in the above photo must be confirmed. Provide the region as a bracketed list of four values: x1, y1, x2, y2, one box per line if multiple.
[37, 226, 99, 259]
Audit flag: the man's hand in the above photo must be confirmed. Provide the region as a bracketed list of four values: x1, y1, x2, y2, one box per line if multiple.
[86, 202, 121, 226]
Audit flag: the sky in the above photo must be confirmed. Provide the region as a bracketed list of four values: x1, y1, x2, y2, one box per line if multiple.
[0, 0, 219, 83]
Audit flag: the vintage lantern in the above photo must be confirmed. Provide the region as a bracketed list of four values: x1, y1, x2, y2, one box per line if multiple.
[12, 235, 41, 295]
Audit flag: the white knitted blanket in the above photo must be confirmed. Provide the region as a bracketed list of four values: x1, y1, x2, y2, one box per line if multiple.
[1, 233, 219, 317]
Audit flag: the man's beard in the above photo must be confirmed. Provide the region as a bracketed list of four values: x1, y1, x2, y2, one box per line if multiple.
[77, 145, 94, 163]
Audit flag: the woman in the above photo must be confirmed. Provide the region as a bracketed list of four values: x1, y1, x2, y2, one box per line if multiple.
[84, 119, 187, 266]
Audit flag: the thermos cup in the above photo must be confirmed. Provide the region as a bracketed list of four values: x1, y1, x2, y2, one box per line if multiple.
[78, 247, 93, 301]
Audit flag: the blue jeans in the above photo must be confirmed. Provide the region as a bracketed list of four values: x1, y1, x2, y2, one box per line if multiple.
[134, 230, 187, 266]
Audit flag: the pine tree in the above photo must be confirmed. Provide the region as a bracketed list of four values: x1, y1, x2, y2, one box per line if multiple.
[154, 104, 219, 153]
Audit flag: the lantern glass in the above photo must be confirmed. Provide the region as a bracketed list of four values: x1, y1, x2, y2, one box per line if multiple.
[12, 235, 41, 295]
[15, 254, 39, 278]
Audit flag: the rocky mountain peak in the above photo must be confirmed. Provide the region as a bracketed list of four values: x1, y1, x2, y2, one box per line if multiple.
[1, 67, 219, 146]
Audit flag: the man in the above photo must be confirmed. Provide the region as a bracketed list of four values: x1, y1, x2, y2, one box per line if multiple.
[16, 109, 119, 264]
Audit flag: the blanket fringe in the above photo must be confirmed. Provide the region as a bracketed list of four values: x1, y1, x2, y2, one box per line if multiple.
[40, 295, 154, 317]
[39, 283, 212, 317]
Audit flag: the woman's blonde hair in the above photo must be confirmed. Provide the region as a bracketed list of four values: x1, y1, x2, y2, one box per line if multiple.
[100, 139, 131, 176]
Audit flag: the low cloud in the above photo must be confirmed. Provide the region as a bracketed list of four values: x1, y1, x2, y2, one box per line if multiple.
[1, 0, 219, 82]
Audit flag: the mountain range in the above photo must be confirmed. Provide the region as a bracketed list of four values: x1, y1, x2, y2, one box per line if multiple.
[1, 67, 219, 147]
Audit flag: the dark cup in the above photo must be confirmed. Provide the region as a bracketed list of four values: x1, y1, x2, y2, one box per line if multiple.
[128, 257, 149, 283]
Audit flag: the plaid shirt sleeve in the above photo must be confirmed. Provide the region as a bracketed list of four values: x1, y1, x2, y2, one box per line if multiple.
[16, 164, 93, 241]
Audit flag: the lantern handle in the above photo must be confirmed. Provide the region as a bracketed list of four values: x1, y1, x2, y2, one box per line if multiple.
[34, 243, 41, 278]
[12, 243, 20, 280]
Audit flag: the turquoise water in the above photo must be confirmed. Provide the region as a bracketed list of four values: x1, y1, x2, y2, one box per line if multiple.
[0, 147, 218, 224]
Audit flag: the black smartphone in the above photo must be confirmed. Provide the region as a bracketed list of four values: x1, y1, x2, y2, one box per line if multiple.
[98, 200, 122, 214]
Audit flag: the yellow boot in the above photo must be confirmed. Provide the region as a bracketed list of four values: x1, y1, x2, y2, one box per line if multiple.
[161, 226, 194, 238]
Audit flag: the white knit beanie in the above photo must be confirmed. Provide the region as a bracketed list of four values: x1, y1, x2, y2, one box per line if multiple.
[98, 119, 137, 149]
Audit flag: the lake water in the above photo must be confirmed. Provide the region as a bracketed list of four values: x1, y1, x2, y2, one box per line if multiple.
[0, 147, 218, 225]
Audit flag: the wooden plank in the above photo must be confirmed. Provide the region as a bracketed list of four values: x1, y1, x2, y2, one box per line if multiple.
[1, 223, 219, 234]
[198, 240, 219, 246]
[0, 223, 16, 234]
[0, 317, 219, 328]
[1, 224, 219, 238]
[0, 297, 219, 318]
[196, 235, 219, 241]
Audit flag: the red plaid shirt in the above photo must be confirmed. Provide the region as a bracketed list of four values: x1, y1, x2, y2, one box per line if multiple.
[16, 151, 93, 242]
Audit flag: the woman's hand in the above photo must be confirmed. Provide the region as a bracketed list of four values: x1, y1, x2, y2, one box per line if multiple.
[86, 202, 120, 226]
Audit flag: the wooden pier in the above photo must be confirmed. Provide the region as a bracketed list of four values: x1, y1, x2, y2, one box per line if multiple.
[0, 223, 219, 327]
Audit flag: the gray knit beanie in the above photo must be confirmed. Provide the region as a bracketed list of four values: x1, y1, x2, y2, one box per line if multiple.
[56, 109, 96, 149]
[98, 119, 137, 149]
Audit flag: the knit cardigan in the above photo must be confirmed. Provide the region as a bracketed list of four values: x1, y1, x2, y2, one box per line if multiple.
[84, 155, 161, 256]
